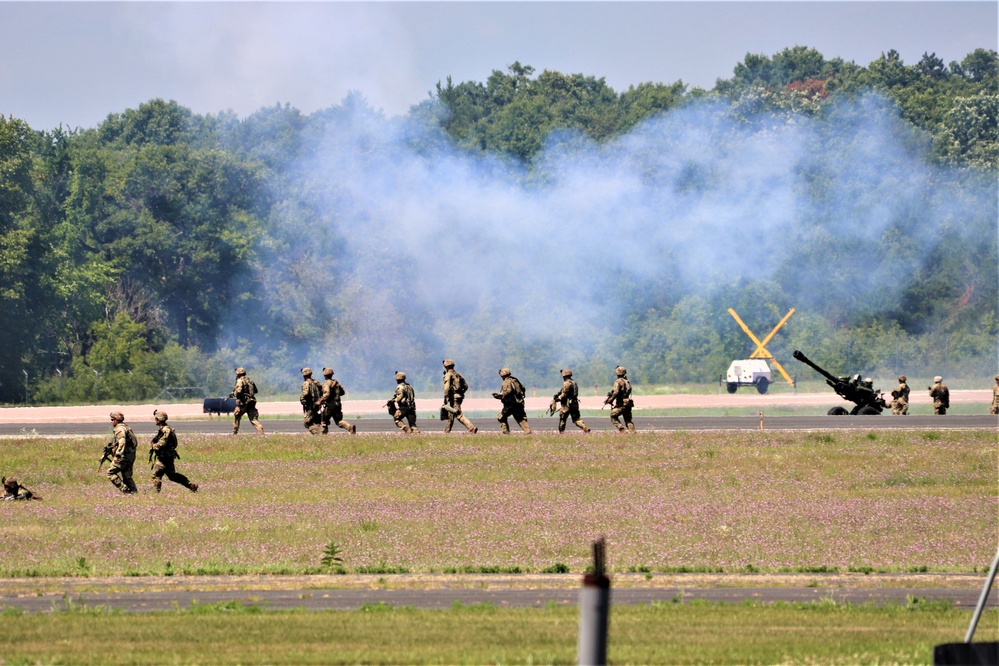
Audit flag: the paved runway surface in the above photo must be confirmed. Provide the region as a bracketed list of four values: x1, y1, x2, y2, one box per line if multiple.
[1, 414, 995, 436]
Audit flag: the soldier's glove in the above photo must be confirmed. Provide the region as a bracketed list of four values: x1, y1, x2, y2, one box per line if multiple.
[491, 392, 502, 400]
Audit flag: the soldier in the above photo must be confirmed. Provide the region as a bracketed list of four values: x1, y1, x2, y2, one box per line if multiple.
[493, 368, 531, 434]
[231, 367, 264, 435]
[991, 374, 999, 415]
[442, 359, 477, 434]
[891, 375, 910, 415]
[107, 411, 138, 494]
[2, 476, 40, 501]
[300, 368, 323, 435]
[149, 411, 198, 493]
[389, 371, 419, 433]
[604, 366, 636, 433]
[319, 368, 356, 435]
[553, 369, 590, 434]
[929, 376, 950, 415]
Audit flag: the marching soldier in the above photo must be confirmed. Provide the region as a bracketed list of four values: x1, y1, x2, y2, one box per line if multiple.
[442, 359, 477, 434]
[300, 368, 323, 435]
[493, 368, 531, 434]
[553, 369, 590, 434]
[107, 411, 138, 494]
[231, 367, 264, 435]
[319, 368, 356, 435]
[991, 374, 999, 415]
[929, 376, 950, 415]
[390, 371, 419, 433]
[891, 375, 910, 415]
[149, 411, 198, 493]
[604, 366, 636, 433]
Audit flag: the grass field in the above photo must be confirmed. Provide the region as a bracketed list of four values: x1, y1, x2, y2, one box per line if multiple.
[1, 428, 996, 664]
[1, 598, 994, 665]
[0, 430, 996, 576]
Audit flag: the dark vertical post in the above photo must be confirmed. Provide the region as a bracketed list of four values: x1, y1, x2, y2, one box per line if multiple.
[578, 537, 610, 666]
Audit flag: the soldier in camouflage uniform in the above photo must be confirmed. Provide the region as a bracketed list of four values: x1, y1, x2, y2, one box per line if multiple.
[149, 411, 198, 493]
[929, 376, 950, 415]
[231, 368, 264, 435]
[107, 411, 138, 494]
[991, 374, 999, 415]
[300, 368, 323, 435]
[604, 366, 636, 433]
[319, 368, 356, 435]
[2, 476, 40, 500]
[891, 375, 910, 415]
[442, 359, 477, 434]
[390, 371, 419, 433]
[493, 368, 531, 434]
[553, 369, 590, 434]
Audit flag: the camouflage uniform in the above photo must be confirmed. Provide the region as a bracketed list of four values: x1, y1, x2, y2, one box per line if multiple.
[232, 368, 264, 435]
[390, 372, 419, 433]
[929, 376, 950, 415]
[149, 412, 198, 493]
[494, 368, 531, 434]
[554, 370, 590, 434]
[107, 412, 138, 494]
[319, 368, 356, 435]
[442, 359, 477, 434]
[300, 368, 323, 435]
[991, 375, 999, 415]
[891, 375, 910, 415]
[604, 367, 636, 432]
[2, 477, 38, 500]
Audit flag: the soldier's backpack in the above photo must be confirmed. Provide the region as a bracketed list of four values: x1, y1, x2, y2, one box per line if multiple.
[247, 378, 258, 396]
[306, 379, 321, 404]
[512, 377, 526, 403]
[455, 371, 469, 395]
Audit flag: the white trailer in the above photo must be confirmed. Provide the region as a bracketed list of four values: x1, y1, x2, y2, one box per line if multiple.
[725, 359, 772, 394]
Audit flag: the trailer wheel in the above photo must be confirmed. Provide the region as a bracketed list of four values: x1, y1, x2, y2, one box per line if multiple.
[726, 382, 738, 394]
[827, 406, 849, 415]
[755, 377, 769, 394]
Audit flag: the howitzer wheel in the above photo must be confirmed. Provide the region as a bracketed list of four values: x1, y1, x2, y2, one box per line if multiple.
[856, 405, 881, 415]
[827, 406, 849, 415]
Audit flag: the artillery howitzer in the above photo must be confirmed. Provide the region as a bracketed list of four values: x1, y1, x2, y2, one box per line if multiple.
[792, 350, 887, 415]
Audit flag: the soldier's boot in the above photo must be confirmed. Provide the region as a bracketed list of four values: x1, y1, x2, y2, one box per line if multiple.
[443, 422, 453, 434]
[254, 423, 265, 434]
[579, 421, 591, 433]
[308, 425, 322, 436]
[348, 423, 357, 435]
[626, 423, 636, 433]
[402, 425, 412, 433]
[410, 425, 420, 434]
[520, 421, 532, 435]
[499, 422, 510, 435]
[458, 415, 475, 432]
[153, 480, 162, 493]
[188, 482, 198, 493]
[321, 426, 329, 435]
[232, 424, 240, 435]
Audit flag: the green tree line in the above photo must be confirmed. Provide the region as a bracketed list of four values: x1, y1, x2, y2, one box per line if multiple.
[0, 46, 995, 403]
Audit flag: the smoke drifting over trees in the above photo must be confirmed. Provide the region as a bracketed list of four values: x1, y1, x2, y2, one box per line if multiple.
[3, 48, 997, 402]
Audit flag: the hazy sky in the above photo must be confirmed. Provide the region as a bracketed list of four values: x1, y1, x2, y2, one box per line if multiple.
[1, 1, 996, 131]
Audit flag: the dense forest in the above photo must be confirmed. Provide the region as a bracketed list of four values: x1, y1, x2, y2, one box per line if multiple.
[1, 46, 996, 403]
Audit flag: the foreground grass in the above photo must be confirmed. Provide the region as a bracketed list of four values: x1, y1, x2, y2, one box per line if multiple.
[1, 599, 994, 665]
[0, 430, 995, 576]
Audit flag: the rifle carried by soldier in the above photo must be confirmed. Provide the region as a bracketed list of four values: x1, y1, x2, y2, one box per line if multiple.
[545, 395, 559, 417]
[97, 441, 115, 471]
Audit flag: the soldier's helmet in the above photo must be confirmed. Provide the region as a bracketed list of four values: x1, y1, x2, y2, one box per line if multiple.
[898, 375, 906, 382]
[499, 368, 511, 378]
[110, 411, 125, 422]
[301, 367, 312, 377]
[323, 367, 334, 377]
[3, 477, 17, 493]
[561, 369, 572, 378]
[995, 374, 999, 381]
[154, 411, 168, 423]
[615, 366, 627, 377]
[934, 376, 943, 383]
[443, 359, 455, 369]
[395, 371, 406, 381]
[235, 367, 246, 376]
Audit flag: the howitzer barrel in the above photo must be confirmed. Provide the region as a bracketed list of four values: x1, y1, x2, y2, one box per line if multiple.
[791, 350, 839, 384]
